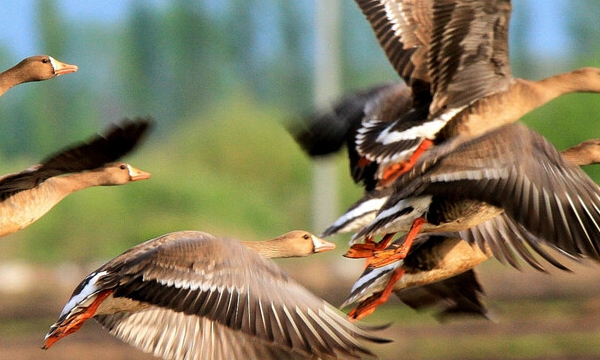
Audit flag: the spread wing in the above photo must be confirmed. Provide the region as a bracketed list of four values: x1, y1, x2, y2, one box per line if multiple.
[94, 231, 386, 359]
[354, 0, 513, 113]
[0, 118, 151, 200]
[386, 123, 600, 262]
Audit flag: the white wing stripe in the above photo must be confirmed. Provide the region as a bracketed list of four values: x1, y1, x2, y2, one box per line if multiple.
[295, 307, 328, 348]
[282, 304, 306, 348]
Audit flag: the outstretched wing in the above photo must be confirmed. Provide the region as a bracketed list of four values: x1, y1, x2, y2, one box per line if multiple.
[388, 123, 600, 262]
[0, 118, 151, 200]
[94, 231, 387, 359]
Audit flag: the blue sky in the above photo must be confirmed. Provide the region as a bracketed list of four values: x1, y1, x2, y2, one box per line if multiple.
[0, 0, 572, 59]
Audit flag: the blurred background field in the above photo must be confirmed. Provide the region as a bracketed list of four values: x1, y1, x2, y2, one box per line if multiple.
[2, 1, 600, 359]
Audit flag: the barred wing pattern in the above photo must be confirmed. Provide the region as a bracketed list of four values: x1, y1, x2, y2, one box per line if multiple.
[75, 232, 385, 359]
[354, 0, 513, 113]
[375, 123, 600, 262]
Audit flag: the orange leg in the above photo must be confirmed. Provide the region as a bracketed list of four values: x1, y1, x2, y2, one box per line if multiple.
[344, 233, 396, 259]
[380, 139, 434, 186]
[366, 217, 425, 268]
[348, 268, 406, 320]
[43, 289, 113, 349]
[357, 156, 372, 167]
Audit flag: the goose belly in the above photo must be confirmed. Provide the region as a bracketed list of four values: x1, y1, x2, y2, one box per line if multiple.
[0, 186, 64, 237]
[423, 199, 503, 233]
[396, 237, 492, 291]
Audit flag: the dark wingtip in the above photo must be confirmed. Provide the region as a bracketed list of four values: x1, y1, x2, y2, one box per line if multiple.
[103, 117, 154, 158]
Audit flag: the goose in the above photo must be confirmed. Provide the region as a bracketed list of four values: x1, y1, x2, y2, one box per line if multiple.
[311, 0, 600, 188]
[341, 123, 600, 316]
[350, 123, 600, 259]
[43, 230, 390, 360]
[324, 137, 600, 245]
[292, 85, 600, 318]
[324, 137, 600, 319]
[290, 82, 410, 190]
[0, 119, 151, 237]
[0, 55, 77, 98]
[343, 234, 491, 320]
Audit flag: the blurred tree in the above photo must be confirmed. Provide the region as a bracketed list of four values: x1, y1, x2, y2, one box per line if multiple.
[121, 2, 162, 119]
[568, 2, 600, 59]
[224, 0, 259, 92]
[270, 1, 313, 111]
[164, 0, 224, 120]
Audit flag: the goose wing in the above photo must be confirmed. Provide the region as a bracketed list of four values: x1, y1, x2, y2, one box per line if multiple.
[80, 231, 386, 359]
[376, 123, 600, 262]
[354, 0, 434, 107]
[459, 214, 577, 272]
[354, 0, 513, 113]
[0, 118, 151, 200]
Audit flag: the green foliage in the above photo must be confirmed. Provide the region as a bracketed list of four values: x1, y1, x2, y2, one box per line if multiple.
[2, 95, 357, 262]
[3, 2, 600, 264]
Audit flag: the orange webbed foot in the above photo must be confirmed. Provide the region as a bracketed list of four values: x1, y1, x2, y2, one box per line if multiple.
[379, 139, 434, 186]
[344, 234, 396, 259]
[348, 268, 406, 320]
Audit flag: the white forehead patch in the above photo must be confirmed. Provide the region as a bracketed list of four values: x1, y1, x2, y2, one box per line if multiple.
[48, 56, 59, 73]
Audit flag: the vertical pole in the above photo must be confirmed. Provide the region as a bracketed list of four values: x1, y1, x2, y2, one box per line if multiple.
[312, 0, 341, 232]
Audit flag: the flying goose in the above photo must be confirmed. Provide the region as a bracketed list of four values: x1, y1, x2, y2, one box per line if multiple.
[304, 116, 600, 269]
[0, 119, 151, 237]
[0, 55, 77, 98]
[321, 135, 600, 319]
[339, 122, 600, 319]
[343, 234, 491, 320]
[320, 0, 600, 187]
[43, 230, 389, 359]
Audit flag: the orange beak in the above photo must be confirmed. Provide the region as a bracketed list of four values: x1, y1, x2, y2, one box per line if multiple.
[52, 58, 78, 76]
[128, 165, 151, 181]
[312, 235, 336, 253]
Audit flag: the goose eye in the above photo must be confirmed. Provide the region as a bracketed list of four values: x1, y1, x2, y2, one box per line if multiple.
[303, 234, 310, 240]
[119, 164, 127, 170]
[42, 58, 48, 63]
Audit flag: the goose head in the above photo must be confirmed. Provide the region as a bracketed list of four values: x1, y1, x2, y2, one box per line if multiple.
[92, 162, 151, 185]
[265, 230, 336, 258]
[12, 55, 78, 82]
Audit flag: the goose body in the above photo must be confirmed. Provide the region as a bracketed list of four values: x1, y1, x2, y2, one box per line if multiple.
[0, 55, 77, 97]
[0, 119, 151, 238]
[294, 0, 600, 188]
[44, 230, 388, 360]
[342, 235, 491, 320]
[354, 123, 600, 261]
[341, 125, 600, 318]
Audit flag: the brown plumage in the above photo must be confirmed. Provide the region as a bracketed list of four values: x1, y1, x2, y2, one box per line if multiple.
[343, 235, 491, 320]
[0, 55, 77, 97]
[343, 124, 600, 319]
[355, 123, 600, 262]
[43, 230, 389, 360]
[0, 119, 151, 237]
[337, 0, 600, 186]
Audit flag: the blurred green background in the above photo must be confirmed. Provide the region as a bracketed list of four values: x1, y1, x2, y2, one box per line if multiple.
[2, 1, 600, 359]
[1, 0, 600, 263]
